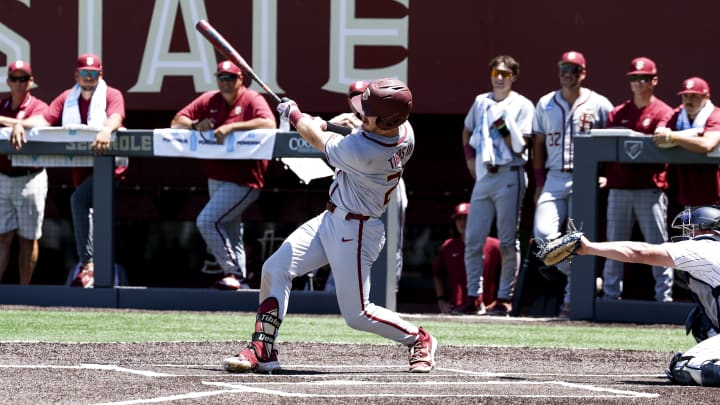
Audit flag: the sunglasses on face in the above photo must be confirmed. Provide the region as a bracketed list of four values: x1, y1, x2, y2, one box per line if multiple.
[217, 73, 238, 82]
[79, 69, 100, 78]
[490, 68, 513, 79]
[628, 75, 654, 83]
[559, 63, 583, 75]
[8, 76, 30, 83]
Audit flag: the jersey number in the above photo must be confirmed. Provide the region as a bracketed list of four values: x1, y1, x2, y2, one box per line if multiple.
[547, 132, 561, 147]
[384, 172, 402, 205]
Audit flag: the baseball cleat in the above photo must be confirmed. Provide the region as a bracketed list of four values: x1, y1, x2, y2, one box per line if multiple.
[223, 342, 280, 373]
[409, 326, 437, 373]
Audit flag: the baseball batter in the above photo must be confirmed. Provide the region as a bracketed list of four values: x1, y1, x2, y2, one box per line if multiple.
[461, 55, 534, 316]
[532, 51, 613, 316]
[222, 78, 437, 374]
[577, 206, 720, 386]
[601, 57, 674, 302]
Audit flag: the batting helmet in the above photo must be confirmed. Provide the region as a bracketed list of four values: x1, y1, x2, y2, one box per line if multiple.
[671, 206, 720, 240]
[351, 78, 412, 130]
[348, 80, 369, 98]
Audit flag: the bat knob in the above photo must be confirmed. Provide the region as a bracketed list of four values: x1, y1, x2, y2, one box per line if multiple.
[281, 97, 291, 103]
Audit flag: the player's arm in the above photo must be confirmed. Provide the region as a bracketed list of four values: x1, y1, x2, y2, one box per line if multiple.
[277, 99, 331, 152]
[577, 235, 674, 267]
[462, 127, 476, 180]
[10, 114, 51, 150]
[92, 112, 123, 155]
[667, 128, 720, 153]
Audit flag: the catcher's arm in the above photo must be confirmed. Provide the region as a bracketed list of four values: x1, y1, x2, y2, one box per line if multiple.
[577, 235, 674, 267]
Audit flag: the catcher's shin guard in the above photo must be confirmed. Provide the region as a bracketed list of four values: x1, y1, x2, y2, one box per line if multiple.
[252, 297, 282, 359]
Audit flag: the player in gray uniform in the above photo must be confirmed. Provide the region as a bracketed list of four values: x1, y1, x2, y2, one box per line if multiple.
[460, 55, 534, 316]
[532, 51, 613, 317]
[576, 205, 720, 386]
[222, 78, 437, 374]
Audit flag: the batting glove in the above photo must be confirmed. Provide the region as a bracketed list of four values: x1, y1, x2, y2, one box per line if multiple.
[277, 98, 304, 128]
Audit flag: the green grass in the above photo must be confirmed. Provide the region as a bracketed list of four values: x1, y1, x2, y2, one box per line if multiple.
[0, 308, 694, 352]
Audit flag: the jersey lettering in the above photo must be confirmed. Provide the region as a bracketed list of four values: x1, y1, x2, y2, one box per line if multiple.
[547, 132, 561, 147]
[384, 171, 402, 205]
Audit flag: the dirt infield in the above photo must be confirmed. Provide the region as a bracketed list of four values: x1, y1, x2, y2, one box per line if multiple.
[0, 332, 713, 404]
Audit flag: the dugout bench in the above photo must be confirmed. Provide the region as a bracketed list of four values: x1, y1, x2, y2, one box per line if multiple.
[0, 129, 400, 314]
[571, 129, 715, 324]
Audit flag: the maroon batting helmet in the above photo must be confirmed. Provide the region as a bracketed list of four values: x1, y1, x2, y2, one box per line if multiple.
[351, 78, 412, 130]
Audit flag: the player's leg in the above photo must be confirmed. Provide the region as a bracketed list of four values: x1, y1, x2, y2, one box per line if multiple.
[0, 173, 17, 282]
[666, 334, 720, 386]
[488, 169, 527, 315]
[69, 176, 94, 287]
[15, 170, 46, 285]
[196, 179, 259, 287]
[634, 189, 673, 302]
[223, 214, 328, 373]
[323, 215, 436, 372]
[602, 189, 634, 300]
[462, 181, 494, 313]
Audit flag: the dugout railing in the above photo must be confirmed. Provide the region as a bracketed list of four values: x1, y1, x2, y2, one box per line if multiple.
[572, 129, 713, 324]
[0, 129, 399, 314]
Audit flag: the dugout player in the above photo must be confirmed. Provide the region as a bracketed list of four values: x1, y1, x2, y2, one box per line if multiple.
[433, 202, 501, 313]
[0, 61, 48, 285]
[532, 51, 613, 317]
[460, 55, 534, 316]
[576, 205, 720, 387]
[222, 78, 437, 374]
[12, 53, 126, 288]
[600, 57, 674, 302]
[653, 78, 720, 212]
[171, 60, 276, 290]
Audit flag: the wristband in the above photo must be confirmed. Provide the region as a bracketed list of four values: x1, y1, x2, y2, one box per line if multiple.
[288, 109, 304, 127]
[534, 168, 546, 188]
[669, 133, 675, 143]
[464, 144, 476, 160]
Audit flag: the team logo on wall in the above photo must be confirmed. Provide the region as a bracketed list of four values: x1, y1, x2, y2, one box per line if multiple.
[624, 140, 643, 160]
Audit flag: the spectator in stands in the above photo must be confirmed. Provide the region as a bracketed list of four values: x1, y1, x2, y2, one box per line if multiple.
[432, 202, 501, 314]
[600, 57, 674, 302]
[654, 77, 720, 212]
[11, 53, 126, 288]
[171, 60, 276, 290]
[0, 61, 49, 285]
[328, 81, 409, 291]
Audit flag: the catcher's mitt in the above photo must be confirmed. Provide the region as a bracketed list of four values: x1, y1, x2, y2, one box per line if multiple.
[536, 219, 584, 266]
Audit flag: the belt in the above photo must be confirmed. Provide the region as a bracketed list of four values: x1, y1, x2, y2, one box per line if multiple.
[327, 201, 371, 221]
[486, 165, 521, 174]
[0, 167, 43, 177]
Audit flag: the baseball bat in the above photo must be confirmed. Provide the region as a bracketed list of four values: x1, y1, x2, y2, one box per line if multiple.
[195, 19, 352, 135]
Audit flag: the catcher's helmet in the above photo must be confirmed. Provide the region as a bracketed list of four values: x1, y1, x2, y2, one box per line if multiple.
[671, 206, 720, 240]
[351, 78, 412, 130]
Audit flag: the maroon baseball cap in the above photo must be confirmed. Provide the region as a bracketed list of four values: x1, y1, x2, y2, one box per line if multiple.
[559, 51, 586, 69]
[453, 202, 470, 218]
[77, 53, 102, 71]
[677, 77, 710, 97]
[8, 60, 32, 76]
[627, 57, 657, 76]
[348, 80, 369, 98]
[216, 60, 243, 76]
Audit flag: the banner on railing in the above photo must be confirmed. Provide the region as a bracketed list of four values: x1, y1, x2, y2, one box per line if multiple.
[153, 128, 275, 159]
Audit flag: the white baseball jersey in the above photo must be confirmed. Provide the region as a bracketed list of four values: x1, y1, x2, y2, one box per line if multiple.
[533, 87, 612, 171]
[465, 91, 534, 170]
[325, 123, 414, 218]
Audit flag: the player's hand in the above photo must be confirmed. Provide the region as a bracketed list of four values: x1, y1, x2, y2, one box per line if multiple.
[598, 176, 607, 188]
[193, 118, 215, 132]
[278, 98, 303, 127]
[10, 122, 26, 150]
[213, 124, 231, 144]
[91, 127, 112, 155]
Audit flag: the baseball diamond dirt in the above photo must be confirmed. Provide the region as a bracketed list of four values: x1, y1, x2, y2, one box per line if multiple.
[0, 314, 715, 404]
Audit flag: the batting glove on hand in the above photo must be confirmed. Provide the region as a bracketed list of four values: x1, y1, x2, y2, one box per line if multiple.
[278, 98, 304, 128]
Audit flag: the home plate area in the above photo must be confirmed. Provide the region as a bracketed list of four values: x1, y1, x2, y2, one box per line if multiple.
[0, 342, 707, 403]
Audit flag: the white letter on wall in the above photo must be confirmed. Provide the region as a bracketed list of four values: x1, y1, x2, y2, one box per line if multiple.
[0, 0, 31, 92]
[78, 0, 103, 55]
[251, 0, 283, 95]
[128, 0, 216, 93]
[323, 0, 409, 94]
